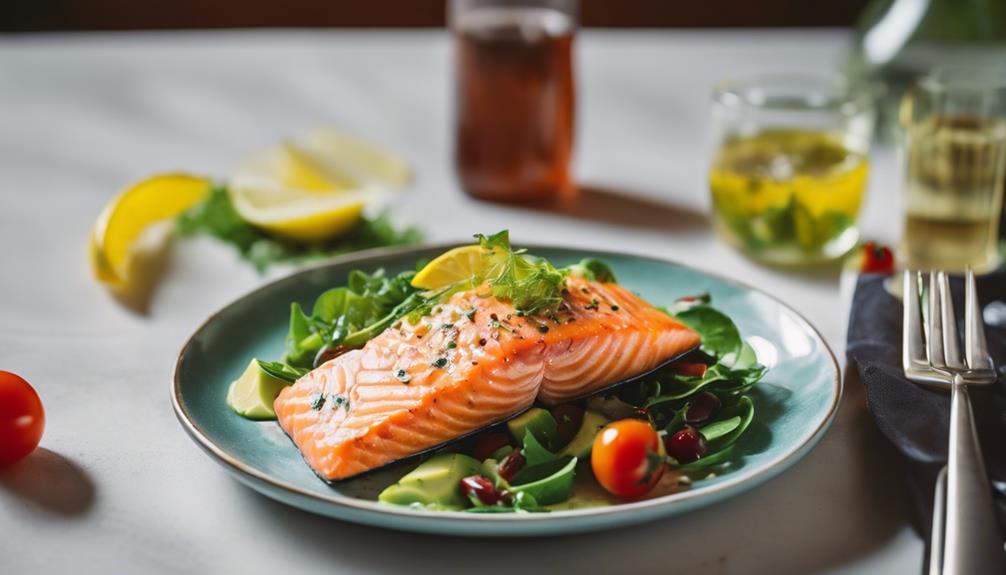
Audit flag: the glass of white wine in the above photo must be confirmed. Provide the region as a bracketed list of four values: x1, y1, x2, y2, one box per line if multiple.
[708, 75, 875, 264]
[899, 67, 1006, 274]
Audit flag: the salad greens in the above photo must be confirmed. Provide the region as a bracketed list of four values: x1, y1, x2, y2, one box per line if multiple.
[175, 185, 422, 271]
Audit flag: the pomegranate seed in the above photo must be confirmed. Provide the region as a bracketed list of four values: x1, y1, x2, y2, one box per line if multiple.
[665, 426, 707, 463]
[684, 392, 721, 425]
[497, 451, 526, 482]
[460, 475, 502, 505]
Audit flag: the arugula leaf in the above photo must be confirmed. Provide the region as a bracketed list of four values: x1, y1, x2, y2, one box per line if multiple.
[175, 186, 422, 271]
[474, 231, 568, 317]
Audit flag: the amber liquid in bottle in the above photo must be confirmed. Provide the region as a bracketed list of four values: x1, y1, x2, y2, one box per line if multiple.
[454, 7, 575, 203]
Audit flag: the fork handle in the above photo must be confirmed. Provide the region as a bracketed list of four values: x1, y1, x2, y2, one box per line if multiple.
[943, 380, 1006, 575]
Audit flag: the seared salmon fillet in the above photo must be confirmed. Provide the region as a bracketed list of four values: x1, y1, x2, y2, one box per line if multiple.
[274, 276, 699, 481]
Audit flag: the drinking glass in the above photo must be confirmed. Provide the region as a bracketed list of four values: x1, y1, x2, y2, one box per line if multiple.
[899, 67, 1006, 274]
[450, 0, 577, 203]
[708, 75, 874, 264]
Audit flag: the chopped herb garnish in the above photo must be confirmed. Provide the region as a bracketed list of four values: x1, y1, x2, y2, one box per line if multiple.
[446, 340, 457, 349]
[309, 393, 326, 410]
[537, 324, 550, 334]
[611, 305, 620, 311]
[441, 323, 454, 330]
[585, 298, 600, 311]
[395, 369, 411, 384]
[432, 357, 449, 369]
[465, 308, 477, 321]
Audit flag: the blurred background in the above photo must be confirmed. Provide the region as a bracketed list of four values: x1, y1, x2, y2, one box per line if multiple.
[6, 0, 871, 31]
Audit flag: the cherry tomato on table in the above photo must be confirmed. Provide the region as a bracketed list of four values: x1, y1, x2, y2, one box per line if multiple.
[0, 371, 45, 466]
[860, 241, 895, 274]
[591, 419, 665, 499]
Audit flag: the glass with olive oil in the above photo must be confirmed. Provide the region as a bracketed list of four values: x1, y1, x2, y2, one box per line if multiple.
[899, 69, 1006, 274]
[709, 76, 874, 264]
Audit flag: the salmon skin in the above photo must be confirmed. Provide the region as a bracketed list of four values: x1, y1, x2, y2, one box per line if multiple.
[274, 276, 700, 481]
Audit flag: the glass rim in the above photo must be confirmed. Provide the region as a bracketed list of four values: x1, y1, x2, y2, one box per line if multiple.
[918, 66, 1006, 94]
[713, 74, 872, 115]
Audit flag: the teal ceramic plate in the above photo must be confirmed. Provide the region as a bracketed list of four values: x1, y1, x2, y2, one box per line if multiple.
[172, 244, 840, 536]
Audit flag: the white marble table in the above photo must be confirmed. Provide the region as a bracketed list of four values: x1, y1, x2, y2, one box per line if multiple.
[0, 29, 920, 574]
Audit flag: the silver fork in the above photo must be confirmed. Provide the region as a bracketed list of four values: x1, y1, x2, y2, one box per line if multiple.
[903, 269, 1005, 575]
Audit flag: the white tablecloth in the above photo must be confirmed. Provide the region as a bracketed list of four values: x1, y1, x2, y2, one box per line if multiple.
[0, 29, 919, 574]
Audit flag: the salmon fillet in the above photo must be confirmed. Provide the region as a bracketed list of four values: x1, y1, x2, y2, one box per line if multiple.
[274, 276, 700, 481]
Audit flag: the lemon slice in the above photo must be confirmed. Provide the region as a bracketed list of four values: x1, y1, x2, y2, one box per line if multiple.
[229, 179, 371, 242]
[304, 128, 412, 188]
[235, 142, 355, 193]
[90, 173, 211, 286]
[411, 245, 506, 290]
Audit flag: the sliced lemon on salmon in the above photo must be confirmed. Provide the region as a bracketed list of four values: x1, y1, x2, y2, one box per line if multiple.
[90, 173, 211, 286]
[228, 179, 372, 243]
[411, 244, 507, 290]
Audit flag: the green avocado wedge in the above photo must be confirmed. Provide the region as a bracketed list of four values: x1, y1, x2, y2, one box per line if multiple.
[557, 411, 610, 459]
[507, 408, 558, 447]
[378, 453, 483, 508]
[226, 359, 290, 420]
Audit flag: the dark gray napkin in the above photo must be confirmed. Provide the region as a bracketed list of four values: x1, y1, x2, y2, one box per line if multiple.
[846, 270, 1006, 547]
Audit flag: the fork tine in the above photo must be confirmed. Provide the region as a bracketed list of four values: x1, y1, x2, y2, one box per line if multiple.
[964, 267, 993, 372]
[903, 270, 928, 370]
[938, 271, 965, 370]
[927, 271, 947, 369]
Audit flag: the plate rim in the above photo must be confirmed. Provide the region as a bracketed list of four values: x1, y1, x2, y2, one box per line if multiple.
[171, 241, 842, 526]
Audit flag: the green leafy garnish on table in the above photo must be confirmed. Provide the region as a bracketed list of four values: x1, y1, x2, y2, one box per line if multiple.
[175, 185, 422, 271]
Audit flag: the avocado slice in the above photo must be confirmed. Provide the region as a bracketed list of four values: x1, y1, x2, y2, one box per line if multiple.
[378, 453, 483, 508]
[557, 411, 610, 459]
[510, 457, 578, 505]
[226, 359, 290, 420]
[507, 408, 558, 447]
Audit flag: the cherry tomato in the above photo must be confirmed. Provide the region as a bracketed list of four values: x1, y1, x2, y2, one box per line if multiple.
[0, 371, 44, 466]
[591, 419, 666, 499]
[860, 241, 895, 274]
[472, 432, 511, 461]
[670, 362, 708, 378]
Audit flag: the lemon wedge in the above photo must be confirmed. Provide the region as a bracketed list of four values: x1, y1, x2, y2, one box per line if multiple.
[411, 245, 506, 290]
[90, 173, 211, 286]
[228, 179, 372, 242]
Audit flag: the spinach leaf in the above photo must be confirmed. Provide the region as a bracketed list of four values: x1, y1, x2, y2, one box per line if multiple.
[678, 396, 756, 469]
[673, 305, 743, 362]
[520, 429, 558, 468]
[283, 268, 426, 368]
[697, 415, 742, 441]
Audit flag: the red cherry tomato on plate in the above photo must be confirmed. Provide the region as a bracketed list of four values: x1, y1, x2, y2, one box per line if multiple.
[0, 371, 45, 466]
[860, 242, 895, 274]
[591, 419, 666, 499]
